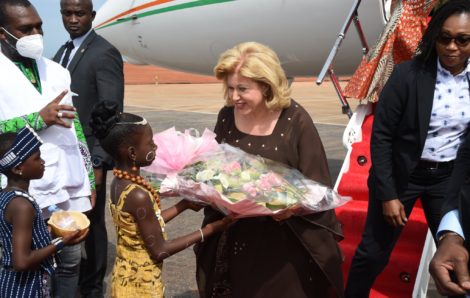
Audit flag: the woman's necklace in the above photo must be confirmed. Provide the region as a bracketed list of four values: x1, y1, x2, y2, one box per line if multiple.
[112, 168, 160, 208]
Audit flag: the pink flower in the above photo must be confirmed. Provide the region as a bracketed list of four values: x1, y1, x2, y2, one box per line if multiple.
[257, 173, 283, 191]
[258, 178, 272, 191]
[222, 161, 242, 173]
[242, 183, 258, 197]
[264, 173, 283, 186]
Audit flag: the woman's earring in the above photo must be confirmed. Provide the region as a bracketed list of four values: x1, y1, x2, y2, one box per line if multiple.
[145, 151, 155, 162]
[131, 158, 138, 173]
[19, 170, 22, 176]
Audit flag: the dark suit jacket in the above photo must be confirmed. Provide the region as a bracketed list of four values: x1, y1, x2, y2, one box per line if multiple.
[53, 30, 124, 167]
[369, 59, 439, 201]
[441, 129, 470, 250]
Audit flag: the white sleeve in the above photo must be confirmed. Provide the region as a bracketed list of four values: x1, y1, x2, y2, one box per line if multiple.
[437, 209, 465, 239]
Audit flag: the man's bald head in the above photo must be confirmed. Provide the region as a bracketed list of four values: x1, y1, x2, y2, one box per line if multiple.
[60, 0, 93, 12]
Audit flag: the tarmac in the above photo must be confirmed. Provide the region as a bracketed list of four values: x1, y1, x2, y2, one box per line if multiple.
[100, 80, 440, 297]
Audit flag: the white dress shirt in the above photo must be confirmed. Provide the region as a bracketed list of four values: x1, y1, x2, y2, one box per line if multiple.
[59, 29, 93, 68]
[421, 59, 470, 162]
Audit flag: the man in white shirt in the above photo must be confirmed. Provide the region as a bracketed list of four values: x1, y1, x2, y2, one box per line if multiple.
[0, 1, 95, 297]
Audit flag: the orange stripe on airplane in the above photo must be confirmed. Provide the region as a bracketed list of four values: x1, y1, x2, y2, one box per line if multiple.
[95, 0, 174, 28]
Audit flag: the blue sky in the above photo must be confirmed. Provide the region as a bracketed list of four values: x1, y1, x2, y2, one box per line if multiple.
[31, 0, 106, 58]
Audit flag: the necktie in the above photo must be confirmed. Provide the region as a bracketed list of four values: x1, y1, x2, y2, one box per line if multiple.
[61, 41, 74, 68]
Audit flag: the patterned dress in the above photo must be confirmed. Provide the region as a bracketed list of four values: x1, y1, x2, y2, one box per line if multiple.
[109, 184, 167, 298]
[344, 0, 438, 102]
[0, 191, 55, 298]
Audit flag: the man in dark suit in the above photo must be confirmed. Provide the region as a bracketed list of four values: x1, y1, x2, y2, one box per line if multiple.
[345, 2, 470, 293]
[53, 0, 124, 297]
[429, 130, 470, 297]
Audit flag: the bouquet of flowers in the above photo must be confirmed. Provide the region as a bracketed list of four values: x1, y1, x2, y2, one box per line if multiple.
[146, 128, 350, 218]
[159, 144, 350, 218]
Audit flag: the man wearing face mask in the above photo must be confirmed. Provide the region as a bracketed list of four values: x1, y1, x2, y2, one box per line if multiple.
[52, 0, 123, 297]
[0, 0, 95, 297]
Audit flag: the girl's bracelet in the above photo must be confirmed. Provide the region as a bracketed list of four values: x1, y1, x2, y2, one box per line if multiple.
[51, 237, 65, 253]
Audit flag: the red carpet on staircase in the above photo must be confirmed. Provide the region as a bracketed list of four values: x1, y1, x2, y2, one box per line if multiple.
[335, 111, 429, 297]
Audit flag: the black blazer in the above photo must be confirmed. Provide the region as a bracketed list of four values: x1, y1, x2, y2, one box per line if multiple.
[53, 30, 124, 167]
[441, 130, 470, 250]
[369, 59, 439, 201]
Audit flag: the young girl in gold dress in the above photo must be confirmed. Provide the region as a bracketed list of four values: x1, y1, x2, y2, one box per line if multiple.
[89, 101, 232, 297]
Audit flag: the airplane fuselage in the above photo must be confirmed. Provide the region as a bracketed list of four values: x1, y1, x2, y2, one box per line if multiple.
[94, 0, 387, 77]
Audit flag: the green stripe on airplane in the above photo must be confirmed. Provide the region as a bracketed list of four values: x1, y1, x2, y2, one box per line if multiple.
[97, 0, 234, 30]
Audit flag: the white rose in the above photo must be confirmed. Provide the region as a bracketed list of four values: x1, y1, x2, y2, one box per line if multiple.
[240, 171, 251, 181]
[196, 170, 215, 181]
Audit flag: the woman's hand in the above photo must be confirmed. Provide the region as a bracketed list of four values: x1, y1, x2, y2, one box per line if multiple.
[382, 199, 407, 227]
[206, 216, 236, 234]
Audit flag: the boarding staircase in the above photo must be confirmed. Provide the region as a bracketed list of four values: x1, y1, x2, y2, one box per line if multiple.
[316, 0, 434, 297]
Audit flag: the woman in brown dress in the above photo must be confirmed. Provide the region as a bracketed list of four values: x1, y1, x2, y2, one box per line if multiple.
[195, 42, 344, 298]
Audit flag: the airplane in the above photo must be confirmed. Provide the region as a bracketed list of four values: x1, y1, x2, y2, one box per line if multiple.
[93, 1, 435, 297]
[92, 0, 390, 77]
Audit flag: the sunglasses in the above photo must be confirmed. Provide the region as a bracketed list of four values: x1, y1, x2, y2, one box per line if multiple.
[437, 34, 470, 47]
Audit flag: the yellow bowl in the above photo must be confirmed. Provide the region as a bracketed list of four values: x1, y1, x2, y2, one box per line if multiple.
[48, 211, 90, 237]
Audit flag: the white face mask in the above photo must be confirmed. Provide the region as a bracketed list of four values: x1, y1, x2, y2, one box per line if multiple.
[1, 27, 44, 60]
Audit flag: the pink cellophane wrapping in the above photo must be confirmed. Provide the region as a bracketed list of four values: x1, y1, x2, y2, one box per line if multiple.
[143, 127, 219, 177]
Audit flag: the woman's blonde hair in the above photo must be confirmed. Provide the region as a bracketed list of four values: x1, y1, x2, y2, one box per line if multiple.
[214, 42, 291, 110]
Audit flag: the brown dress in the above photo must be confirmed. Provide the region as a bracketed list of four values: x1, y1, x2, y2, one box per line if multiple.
[195, 100, 344, 298]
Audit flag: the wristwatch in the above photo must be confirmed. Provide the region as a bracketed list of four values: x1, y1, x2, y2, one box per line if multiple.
[92, 156, 103, 169]
[438, 231, 462, 243]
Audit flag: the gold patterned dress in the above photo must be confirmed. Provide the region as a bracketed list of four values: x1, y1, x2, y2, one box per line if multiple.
[109, 184, 167, 298]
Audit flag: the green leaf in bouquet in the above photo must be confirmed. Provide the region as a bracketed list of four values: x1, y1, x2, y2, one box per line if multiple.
[231, 168, 242, 175]
[247, 169, 261, 179]
[265, 202, 287, 211]
[267, 192, 299, 207]
[227, 192, 246, 202]
[149, 181, 160, 191]
[251, 160, 266, 171]
[228, 176, 240, 187]
[257, 201, 267, 207]
[214, 183, 224, 194]
[213, 173, 230, 189]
